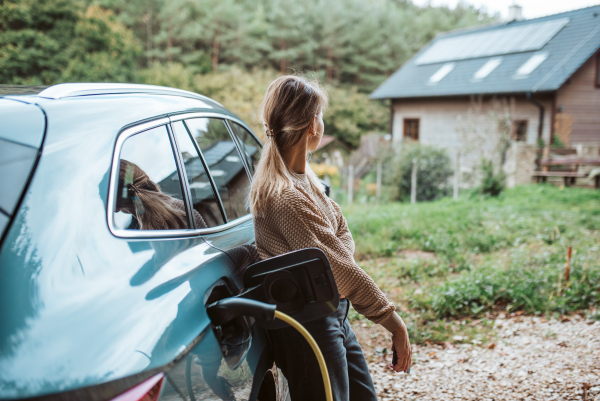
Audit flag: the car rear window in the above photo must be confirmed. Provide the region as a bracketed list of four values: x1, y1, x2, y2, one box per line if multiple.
[184, 118, 250, 222]
[171, 120, 225, 228]
[113, 125, 190, 231]
[229, 122, 262, 175]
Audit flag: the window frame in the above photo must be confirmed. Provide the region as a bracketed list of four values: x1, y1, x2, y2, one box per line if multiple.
[107, 118, 198, 238]
[108, 112, 261, 239]
[225, 120, 261, 177]
[170, 112, 260, 226]
[403, 118, 420, 141]
[512, 119, 528, 142]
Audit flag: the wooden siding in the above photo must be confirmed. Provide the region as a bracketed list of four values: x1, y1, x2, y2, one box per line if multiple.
[555, 50, 600, 145]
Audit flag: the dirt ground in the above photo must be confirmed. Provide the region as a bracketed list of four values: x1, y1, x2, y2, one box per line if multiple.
[352, 314, 600, 401]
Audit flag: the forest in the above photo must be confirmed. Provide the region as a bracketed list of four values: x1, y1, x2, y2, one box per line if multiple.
[1, 0, 496, 145]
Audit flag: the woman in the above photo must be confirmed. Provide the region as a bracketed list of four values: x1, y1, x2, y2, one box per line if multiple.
[249, 75, 411, 401]
[116, 159, 206, 230]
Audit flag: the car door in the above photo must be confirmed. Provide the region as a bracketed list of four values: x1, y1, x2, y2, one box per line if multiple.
[153, 114, 272, 401]
[105, 117, 261, 401]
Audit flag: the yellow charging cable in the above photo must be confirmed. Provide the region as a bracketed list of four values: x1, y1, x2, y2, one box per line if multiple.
[274, 310, 333, 401]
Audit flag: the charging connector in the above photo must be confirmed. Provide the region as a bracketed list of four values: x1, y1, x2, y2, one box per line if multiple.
[207, 298, 333, 401]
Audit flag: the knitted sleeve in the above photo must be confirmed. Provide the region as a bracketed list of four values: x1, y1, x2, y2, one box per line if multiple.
[268, 188, 402, 332]
[329, 199, 355, 256]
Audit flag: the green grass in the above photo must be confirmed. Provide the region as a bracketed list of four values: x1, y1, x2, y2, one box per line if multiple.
[344, 185, 600, 344]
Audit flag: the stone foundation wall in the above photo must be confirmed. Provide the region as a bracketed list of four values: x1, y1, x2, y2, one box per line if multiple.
[503, 142, 537, 188]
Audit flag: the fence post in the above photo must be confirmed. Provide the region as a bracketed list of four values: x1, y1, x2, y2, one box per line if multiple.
[348, 165, 354, 205]
[376, 162, 382, 205]
[411, 158, 417, 204]
[454, 151, 460, 200]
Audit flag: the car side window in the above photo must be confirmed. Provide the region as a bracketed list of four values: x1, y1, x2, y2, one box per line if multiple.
[113, 125, 190, 231]
[171, 120, 225, 228]
[184, 118, 250, 221]
[229, 122, 262, 175]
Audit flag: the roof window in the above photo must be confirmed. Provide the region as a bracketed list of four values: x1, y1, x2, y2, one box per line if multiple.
[429, 63, 456, 84]
[514, 52, 548, 78]
[472, 57, 502, 81]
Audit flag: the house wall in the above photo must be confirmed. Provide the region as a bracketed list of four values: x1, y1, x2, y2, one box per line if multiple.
[555, 50, 600, 145]
[391, 95, 553, 186]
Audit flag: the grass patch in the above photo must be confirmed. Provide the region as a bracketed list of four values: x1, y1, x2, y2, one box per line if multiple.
[344, 185, 600, 343]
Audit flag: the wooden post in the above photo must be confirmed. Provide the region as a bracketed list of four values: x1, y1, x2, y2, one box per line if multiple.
[453, 151, 460, 200]
[542, 146, 550, 172]
[411, 158, 417, 204]
[565, 246, 572, 282]
[376, 162, 382, 205]
[348, 165, 354, 205]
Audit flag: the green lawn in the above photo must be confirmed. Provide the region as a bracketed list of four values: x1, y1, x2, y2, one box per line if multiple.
[343, 185, 600, 344]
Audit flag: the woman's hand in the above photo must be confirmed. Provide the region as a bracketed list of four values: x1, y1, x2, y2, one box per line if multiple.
[390, 321, 412, 373]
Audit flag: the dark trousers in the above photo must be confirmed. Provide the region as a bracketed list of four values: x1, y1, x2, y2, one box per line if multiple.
[268, 299, 377, 401]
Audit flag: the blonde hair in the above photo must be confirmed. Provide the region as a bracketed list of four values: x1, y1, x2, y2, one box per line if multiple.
[249, 75, 329, 215]
[117, 159, 188, 230]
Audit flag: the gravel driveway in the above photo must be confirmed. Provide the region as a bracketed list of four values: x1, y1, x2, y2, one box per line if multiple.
[353, 315, 600, 400]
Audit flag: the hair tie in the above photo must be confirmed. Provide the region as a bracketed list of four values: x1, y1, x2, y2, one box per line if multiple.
[128, 183, 141, 195]
[264, 124, 276, 137]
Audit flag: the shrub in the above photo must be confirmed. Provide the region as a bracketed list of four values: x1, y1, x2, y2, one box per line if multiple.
[390, 143, 453, 202]
[413, 246, 600, 318]
[552, 133, 566, 148]
[478, 159, 505, 197]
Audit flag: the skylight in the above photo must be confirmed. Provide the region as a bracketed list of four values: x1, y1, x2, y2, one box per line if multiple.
[514, 52, 548, 77]
[472, 57, 503, 81]
[429, 63, 456, 84]
[415, 17, 568, 65]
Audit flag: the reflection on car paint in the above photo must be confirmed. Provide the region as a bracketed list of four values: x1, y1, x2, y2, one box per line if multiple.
[0, 93, 269, 400]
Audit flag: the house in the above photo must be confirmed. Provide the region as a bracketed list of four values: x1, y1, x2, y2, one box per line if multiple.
[311, 135, 352, 167]
[371, 5, 600, 186]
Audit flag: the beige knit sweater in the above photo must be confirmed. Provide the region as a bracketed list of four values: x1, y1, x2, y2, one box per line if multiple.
[253, 171, 402, 332]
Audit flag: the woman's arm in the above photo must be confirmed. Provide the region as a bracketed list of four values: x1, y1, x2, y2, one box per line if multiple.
[267, 188, 403, 332]
[329, 198, 355, 255]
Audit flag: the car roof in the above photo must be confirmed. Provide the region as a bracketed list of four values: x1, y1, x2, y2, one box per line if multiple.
[1, 83, 251, 133]
[1, 83, 229, 113]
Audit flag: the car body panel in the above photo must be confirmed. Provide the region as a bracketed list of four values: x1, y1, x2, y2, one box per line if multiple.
[0, 93, 266, 399]
[0, 99, 45, 148]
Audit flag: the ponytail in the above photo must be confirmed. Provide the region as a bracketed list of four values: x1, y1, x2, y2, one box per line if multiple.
[249, 75, 328, 215]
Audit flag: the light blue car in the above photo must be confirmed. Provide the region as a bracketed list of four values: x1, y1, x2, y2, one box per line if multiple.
[0, 83, 291, 401]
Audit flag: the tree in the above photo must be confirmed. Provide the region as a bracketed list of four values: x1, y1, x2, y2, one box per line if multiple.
[61, 4, 140, 82]
[0, 0, 139, 84]
[0, 0, 81, 84]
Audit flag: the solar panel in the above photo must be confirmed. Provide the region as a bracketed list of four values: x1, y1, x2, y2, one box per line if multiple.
[415, 17, 569, 65]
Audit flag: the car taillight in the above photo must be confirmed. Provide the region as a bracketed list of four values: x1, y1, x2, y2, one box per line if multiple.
[111, 373, 164, 401]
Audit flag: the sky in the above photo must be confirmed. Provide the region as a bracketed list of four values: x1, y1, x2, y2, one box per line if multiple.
[411, 0, 600, 19]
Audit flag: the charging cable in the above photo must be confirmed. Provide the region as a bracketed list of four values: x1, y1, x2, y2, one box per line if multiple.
[207, 298, 333, 401]
[274, 310, 332, 401]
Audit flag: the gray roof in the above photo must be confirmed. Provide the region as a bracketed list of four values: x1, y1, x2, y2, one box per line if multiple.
[371, 5, 600, 99]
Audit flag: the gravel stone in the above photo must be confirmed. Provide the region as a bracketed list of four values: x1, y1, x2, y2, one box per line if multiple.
[354, 316, 600, 400]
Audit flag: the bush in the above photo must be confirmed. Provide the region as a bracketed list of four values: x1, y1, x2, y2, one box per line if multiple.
[390, 143, 453, 202]
[414, 246, 600, 318]
[478, 159, 505, 197]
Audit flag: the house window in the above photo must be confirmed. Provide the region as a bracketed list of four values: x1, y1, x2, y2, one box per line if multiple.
[403, 119, 420, 141]
[514, 52, 548, 78]
[512, 120, 528, 142]
[428, 62, 455, 84]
